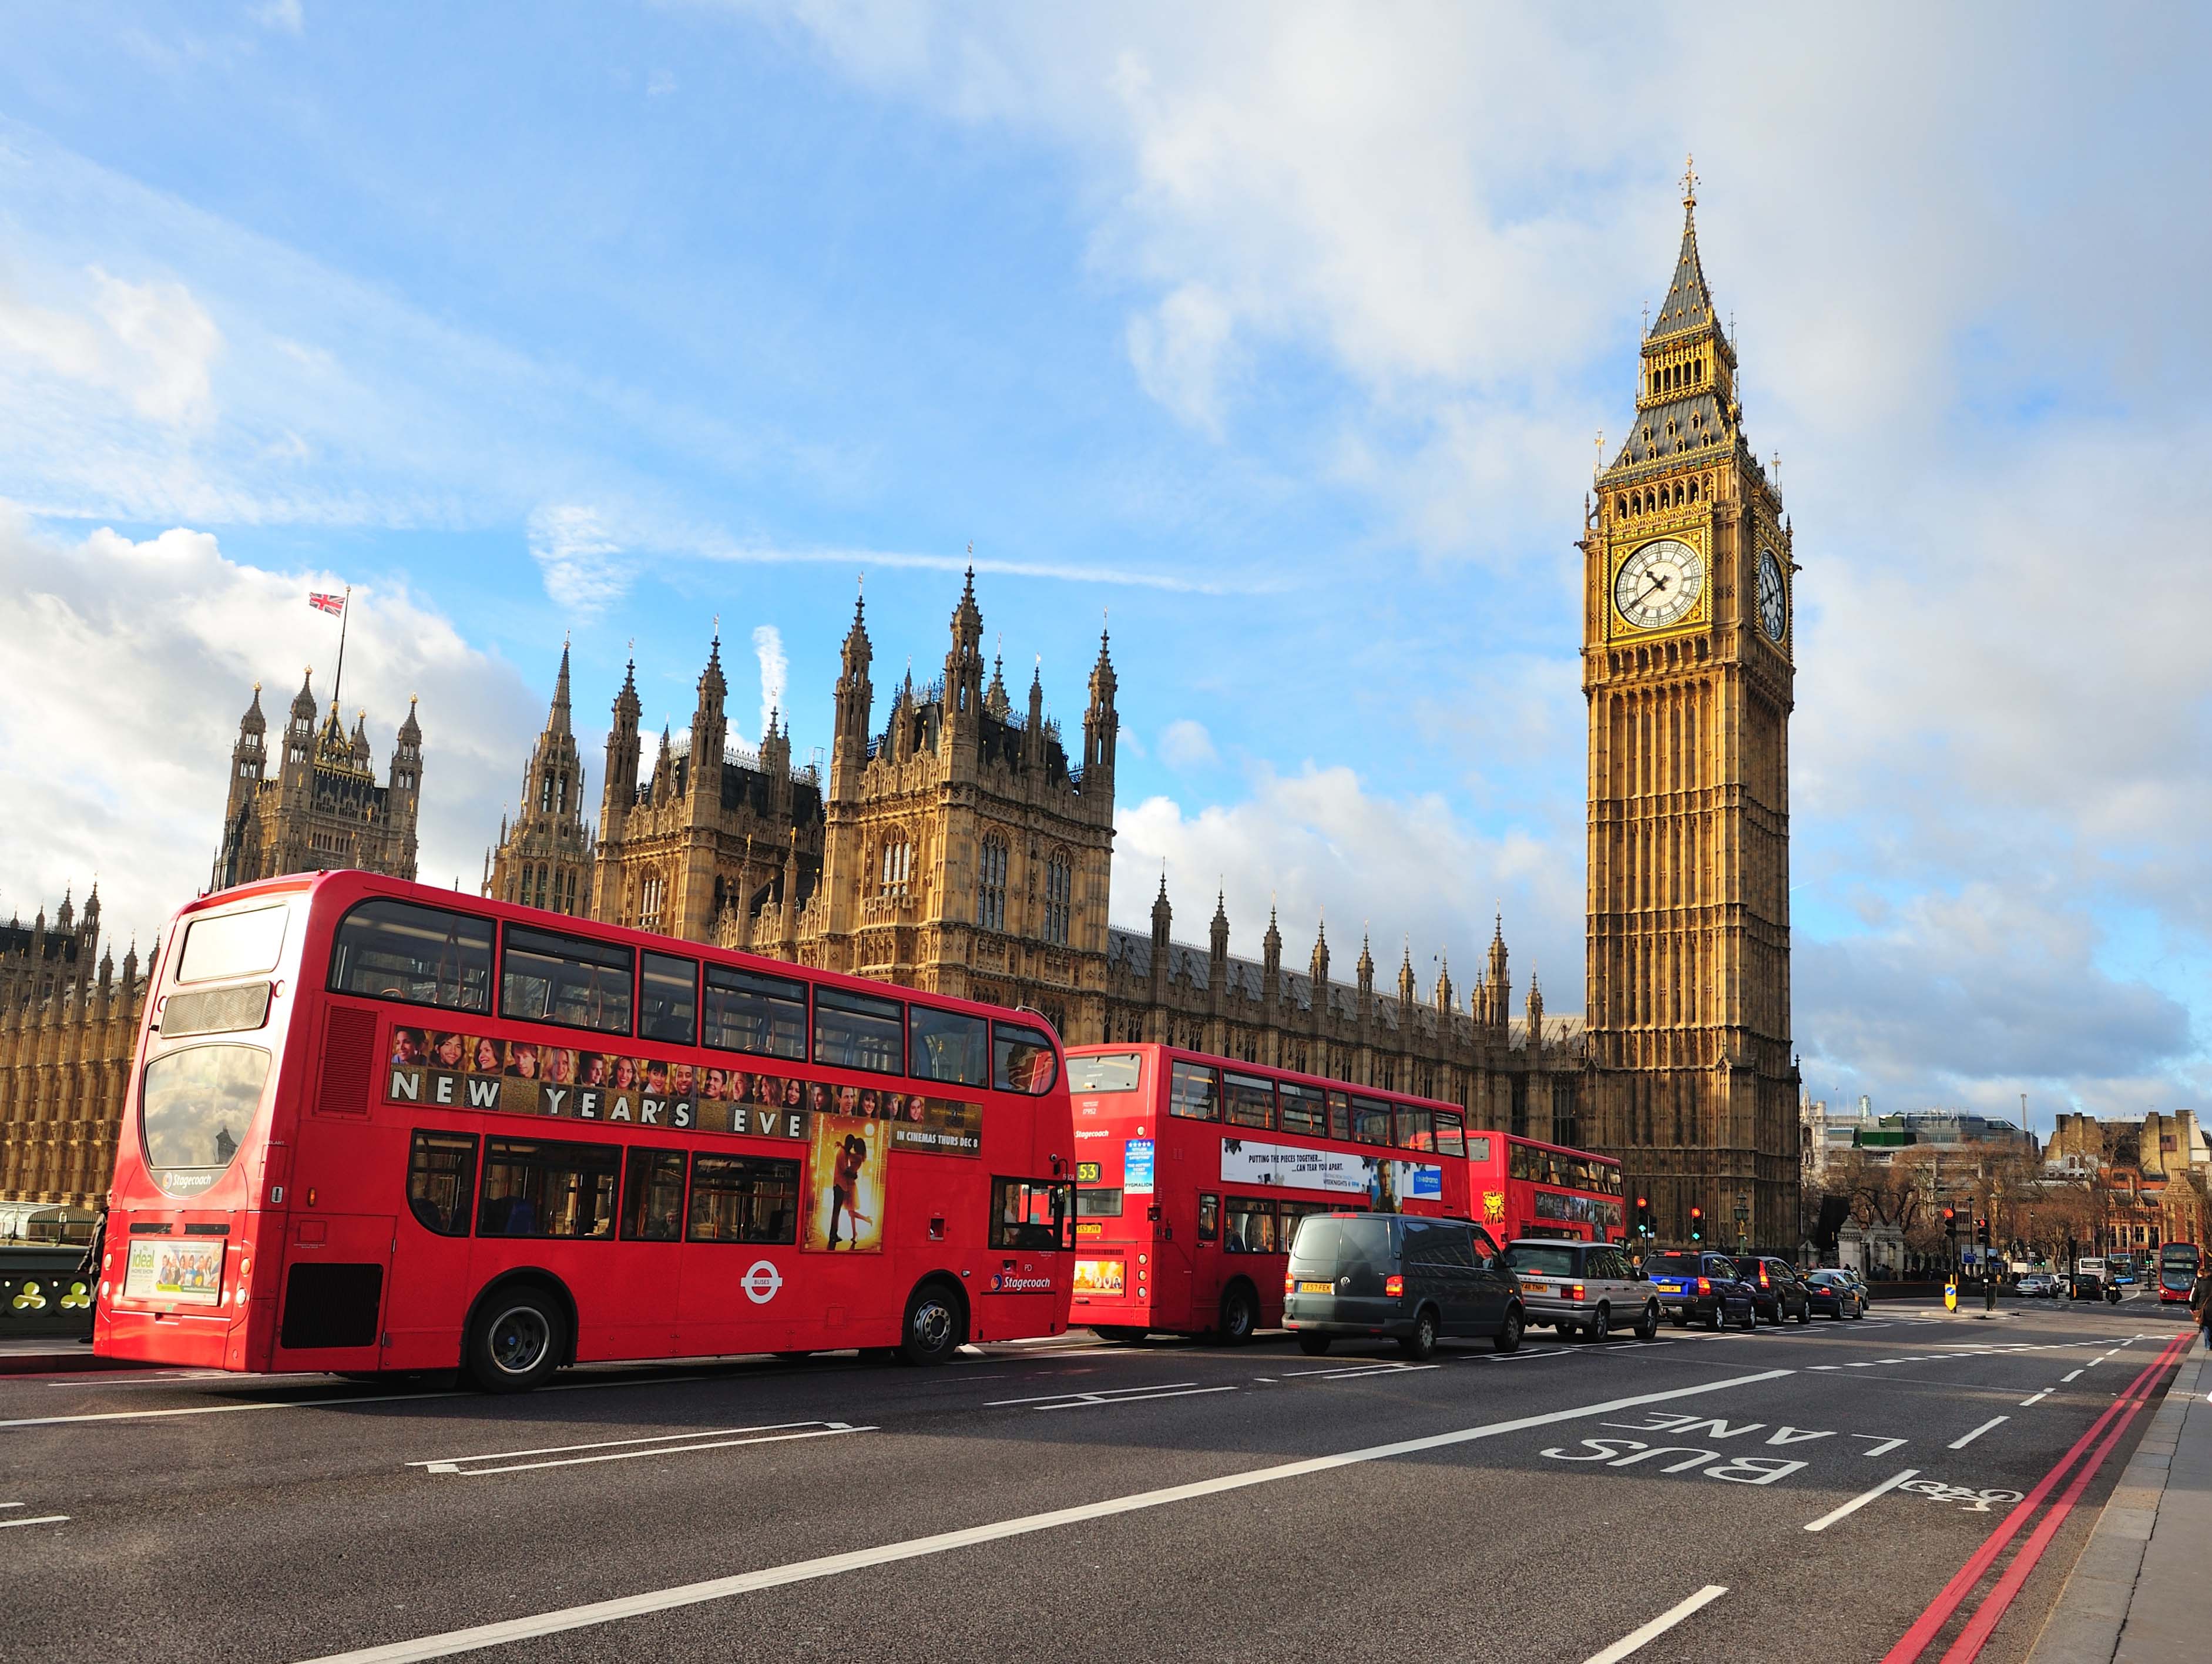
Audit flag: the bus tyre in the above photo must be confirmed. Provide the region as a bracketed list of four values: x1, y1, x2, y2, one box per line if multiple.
[1493, 1304, 1523, 1354]
[1401, 1307, 1438, 1361]
[466, 1287, 565, 1394]
[1296, 1331, 1331, 1356]
[1093, 1326, 1148, 1344]
[1217, 1284, 1259, 1346]
[1634, 1303, 1660, 1341]
[898, 1281, 964, 1367]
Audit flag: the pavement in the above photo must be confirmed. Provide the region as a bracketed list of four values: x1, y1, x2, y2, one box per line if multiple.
[2026, 1321, 2211, 1663]
[0, 1293, 2198, 1663]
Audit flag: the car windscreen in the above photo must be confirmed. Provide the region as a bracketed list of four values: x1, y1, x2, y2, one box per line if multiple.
[1505, 1244, 1578, 1277]
[1646, 1253, 1701, 1275]
[1287, 1216, 1394, 1271]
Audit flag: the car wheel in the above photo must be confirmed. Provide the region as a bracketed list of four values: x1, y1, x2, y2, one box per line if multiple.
[1493, 1304, 1524, 1354]
[1738, 1303, 1757, 1331]
[1795, 1301, 1811, 1325]
[1635, 1303, 1660, 1341]
[1670, 1311, 1689, 1328]
[1399, 1307, 1438, 1361]
[1296, 1331, 1331, 1356]
[1704, 1304, 1724, 1331]
[1217, 1284, 1260, 1346]
[465, 1286, 566, 1394]
[1585, 1306, 1610, 1344]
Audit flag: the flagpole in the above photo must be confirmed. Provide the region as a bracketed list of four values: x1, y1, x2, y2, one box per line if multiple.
[331, 585, 352, 715]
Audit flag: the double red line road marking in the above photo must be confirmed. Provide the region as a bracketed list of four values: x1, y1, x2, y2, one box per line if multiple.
[1882, 1328, 2190, 1664]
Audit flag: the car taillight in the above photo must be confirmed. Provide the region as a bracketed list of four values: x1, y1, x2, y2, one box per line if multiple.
[1569, 1284, 1585, 1301]
[1284, 1276, 1295, 1294]
[1697, 1276, 1711, 1294]
[1385, 1274, 1405, 1298]
[1759, 1269, 1770, 1287]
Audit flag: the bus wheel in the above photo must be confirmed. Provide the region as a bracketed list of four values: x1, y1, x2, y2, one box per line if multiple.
[1217, 1284, 1259, 1346]
[1093, 1326, 1148, 1344]
[898, 1280, 964, 1367]
[467, 1287, 565, 1394]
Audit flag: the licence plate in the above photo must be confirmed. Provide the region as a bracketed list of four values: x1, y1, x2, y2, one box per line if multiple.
[1520, 1280, 1549, 1293]
[1297, 1281, 1332, 1294]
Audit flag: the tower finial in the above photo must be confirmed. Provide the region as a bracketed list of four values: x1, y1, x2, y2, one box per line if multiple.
[1681, 152, 1698, 210]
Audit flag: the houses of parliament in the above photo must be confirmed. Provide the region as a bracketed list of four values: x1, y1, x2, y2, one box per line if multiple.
[2, 175, 1799, 1250]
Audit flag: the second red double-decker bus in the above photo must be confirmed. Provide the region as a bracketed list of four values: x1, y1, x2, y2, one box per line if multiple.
[95, 871, 1076, 1390]
[1062, 1043, 1476, 1343]
[1468, 1135, 1626, 1246]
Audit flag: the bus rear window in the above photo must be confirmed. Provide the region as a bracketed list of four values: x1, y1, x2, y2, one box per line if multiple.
[140, 1045, 270, 1193]
[1068, 1052, 1142, 1094]
[1075, 1186, 1123, 1218]
[177, 904, 288, 984]
[328, 899, 492, 1013]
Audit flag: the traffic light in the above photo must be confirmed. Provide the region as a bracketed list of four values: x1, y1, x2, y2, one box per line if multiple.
[1976, 1216, 1991, 1247]
[1636, 1196, 1653, 1237]
[1944, 1207, 1957, 1236]
[1689, 1205, 1704, 1243]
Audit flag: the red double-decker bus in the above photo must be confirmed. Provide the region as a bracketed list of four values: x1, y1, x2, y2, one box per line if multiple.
[1467, 1135, 1626, 1246]
[95, 871, 1075, 1391]
[1062, 1043, 1476, 1343]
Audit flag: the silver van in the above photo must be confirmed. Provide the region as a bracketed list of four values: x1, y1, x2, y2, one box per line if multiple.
[1283, 1213, 1525, 1360]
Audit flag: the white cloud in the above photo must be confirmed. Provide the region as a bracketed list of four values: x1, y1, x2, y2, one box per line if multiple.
[751, 623, 788, 738]
[0, 265, 221, 428]
[253, 1, 305, 35]
[1126, 283, 1233, 435]
[1110, 763, 1578, 1007]
[1157, 717, 1217, 770]
[0, 502, 537, 947]
[526, 504, 632, 614]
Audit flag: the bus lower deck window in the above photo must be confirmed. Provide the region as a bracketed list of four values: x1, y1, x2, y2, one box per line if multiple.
[478, 1138, 619, 1239]
[407, 1131, 478, 1237]
[620, 1148, 689, 1242]
[687, 1154, 799, 1244]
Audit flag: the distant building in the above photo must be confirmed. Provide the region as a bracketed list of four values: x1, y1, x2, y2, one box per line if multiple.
[214, 671, 422, 888]
[1801, 1095, 2036, 1180]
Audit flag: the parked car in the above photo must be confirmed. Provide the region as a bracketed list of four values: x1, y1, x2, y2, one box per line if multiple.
[1733, 1254, 1813, 1325]
[1643, 1250, 1757, 1330]
[1804, 1268, 1867, 1320]
[2015, 1270, 2061, 1299]
[1283, 1213, 1525, 1360]
[1503, 1239, 1661, 1343]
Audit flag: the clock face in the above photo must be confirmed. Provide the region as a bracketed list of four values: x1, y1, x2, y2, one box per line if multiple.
[1757, 549, 1787, 642]
[1613, 539, 1704, 630]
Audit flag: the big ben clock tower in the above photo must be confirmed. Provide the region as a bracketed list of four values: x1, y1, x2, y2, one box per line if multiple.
[1583, 163, 1800, 1250]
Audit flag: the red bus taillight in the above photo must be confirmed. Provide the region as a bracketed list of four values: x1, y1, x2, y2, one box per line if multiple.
[1384, 1274, 1404, 1298]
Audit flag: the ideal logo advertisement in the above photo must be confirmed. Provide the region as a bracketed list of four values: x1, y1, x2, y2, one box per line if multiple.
[123, 1239, 225, 1306]
[1123, 1138, 1156, 1195]
[385, 1026, 982, 1156]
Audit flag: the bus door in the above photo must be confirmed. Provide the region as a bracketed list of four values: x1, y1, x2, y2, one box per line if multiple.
[1186, 1189, 1221, 1331]
[274, 1210, 394, 1373]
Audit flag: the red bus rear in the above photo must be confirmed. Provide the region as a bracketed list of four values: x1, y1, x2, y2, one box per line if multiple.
[95, 871, 1075, 1389]
[1468, 1135, 1626, 1246]
[1063, 1044, 1473, 1343]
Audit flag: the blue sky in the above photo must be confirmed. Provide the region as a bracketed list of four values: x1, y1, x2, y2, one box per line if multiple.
[2, 4, 2207, 1126]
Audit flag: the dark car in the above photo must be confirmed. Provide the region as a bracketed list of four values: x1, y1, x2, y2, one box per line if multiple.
[1733, 1255, 1812, 1326]
[1283, 1213, 1525, 1360]
[1804, 1269, 1866, 1320]
[1503, 1239, 1663, 1342]
[1643, 1250, 1757, 1330]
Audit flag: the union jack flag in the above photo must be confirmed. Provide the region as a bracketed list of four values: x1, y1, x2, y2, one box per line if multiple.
[309, 592, 345, 616]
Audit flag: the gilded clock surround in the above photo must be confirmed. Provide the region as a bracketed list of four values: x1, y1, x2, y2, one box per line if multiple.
[1579, 162, 1800, 1254]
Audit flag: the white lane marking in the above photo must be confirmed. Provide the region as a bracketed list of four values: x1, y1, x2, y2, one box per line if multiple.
[406, 1421, 871, 1476]
[1804, 1468, 1921, 1533]
[1810, 1365, 1841, 1371]
[1480, 1347, 1580, 1363]
[2063, 1370, 2083, 1382]
[1853, 1437, 1908, 1457]
[1292, 1364, 1442, 1382]
[984, 1381, 1207, 1408]
[1948, 1416, 2008, 1450]
[1580, 1585, 1730, 1664]
[1039, 1387, 1238, 1412]
[295, 1368, 1797, 1664]
[2019, 1389, 2053, 1407]
[0, 1511, 71, 1528]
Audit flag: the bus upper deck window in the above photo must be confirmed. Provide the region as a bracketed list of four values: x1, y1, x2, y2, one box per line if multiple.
[328, 899, 492, 1013]
[992, 1021, 1059, 1096]
[500, 924, 634, 1036]
[640, 952, 698, 1045]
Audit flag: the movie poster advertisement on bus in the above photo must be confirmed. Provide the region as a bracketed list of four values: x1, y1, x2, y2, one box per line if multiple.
[123, 1239, 225, 1306]
[384, 1028, 982, 1160]
[803, 1113, 889, 1253]
[1072, 1257, 1126, 1297]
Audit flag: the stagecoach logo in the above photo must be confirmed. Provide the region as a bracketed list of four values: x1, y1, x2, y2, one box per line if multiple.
[987, 1273, 1054, 1294]
[742, 1260, 784, 1305]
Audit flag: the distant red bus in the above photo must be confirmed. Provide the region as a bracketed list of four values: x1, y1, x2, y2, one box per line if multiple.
[96, 871, 1075, 1390]
[1062, 1044, 1476, 1343]
[2159, 1242, 2200, 1304]
[1469, 1136, 1626, 1246]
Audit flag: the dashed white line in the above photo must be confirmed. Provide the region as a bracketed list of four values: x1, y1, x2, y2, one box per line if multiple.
[0, 1512, 71, 1528]
[1804, 1468, 1921, 1533]
[2019, 1389, 2053, 1407]
[1949, 1416, 2009, 1450]
[1581, 1585, 1730, 1663]
[2063, 1370, 2084, 1382]
[406, 1421, 874, 1477]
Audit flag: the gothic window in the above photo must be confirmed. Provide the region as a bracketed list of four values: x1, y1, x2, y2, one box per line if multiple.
[1042, 853, 1072, 947]
[977, 836, 1008, 932]
[540, 773, 554, 815]
[640, 874, 666, 932]
[880, 836, 914, 898]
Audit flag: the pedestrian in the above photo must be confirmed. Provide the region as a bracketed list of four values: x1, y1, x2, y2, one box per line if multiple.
[2191, 1268, 2211, 1353]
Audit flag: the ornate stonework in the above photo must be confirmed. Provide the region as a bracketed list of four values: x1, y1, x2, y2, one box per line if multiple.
[214, 672, 422, 887]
